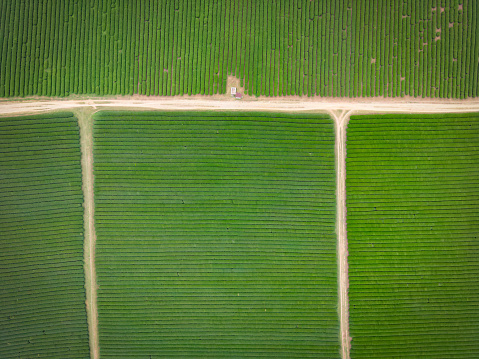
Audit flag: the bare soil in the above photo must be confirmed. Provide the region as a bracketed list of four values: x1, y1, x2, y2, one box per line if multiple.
[77, 110, 100, 359]
[332, 110, 352, 359]
[1, 96, 479, 117]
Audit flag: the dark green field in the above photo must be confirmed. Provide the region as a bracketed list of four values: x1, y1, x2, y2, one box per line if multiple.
[0, 113, 90, 358]
[93, 111, 339, 358]
[1, 0, 478, 98]
[346, 113, 479, 358]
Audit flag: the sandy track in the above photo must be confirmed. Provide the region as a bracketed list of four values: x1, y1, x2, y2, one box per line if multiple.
[1, 96, 479, 116]
[78, 110, 100, 359]
[2, 97, 478, 359]
[333, 110, 353, 359]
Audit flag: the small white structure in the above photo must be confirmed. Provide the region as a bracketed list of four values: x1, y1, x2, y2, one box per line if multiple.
[231, 87, 237, 95]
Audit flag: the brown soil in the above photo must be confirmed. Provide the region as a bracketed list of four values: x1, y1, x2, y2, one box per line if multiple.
[335, 110, 352, 359]
[1, 96, 478, 117]
[78, 110, 100, 359]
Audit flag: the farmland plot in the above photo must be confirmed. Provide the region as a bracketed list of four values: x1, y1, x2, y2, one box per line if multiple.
[93, 111, 339, 358]
[0, 0, 478, 98]
[0, 113, 89, 358]
[346, 113, 479, 358]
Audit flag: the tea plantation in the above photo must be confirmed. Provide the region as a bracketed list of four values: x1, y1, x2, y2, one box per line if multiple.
[0, 113, 90, 358]
[1, 0, 478, 98]
[346, 113, 479, 358]
[93, 111, 339, 358]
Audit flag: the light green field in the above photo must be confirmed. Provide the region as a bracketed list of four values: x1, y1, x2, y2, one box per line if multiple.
[93, 111, 339, 358]
[0, 113, 90, 358]
[346, 113, 479, 358]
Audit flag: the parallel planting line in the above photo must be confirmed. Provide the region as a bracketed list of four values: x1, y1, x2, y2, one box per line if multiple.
[78, 111, 99, 359]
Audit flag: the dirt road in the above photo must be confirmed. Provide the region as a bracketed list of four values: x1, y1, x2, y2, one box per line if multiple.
[78, 110, 99, 359]
[334, 110, 353, 359]
[1, 96, 479, 116]
[2, 96, 478, 359]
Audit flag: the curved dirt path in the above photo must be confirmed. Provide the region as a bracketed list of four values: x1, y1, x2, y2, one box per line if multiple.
[2, 96, 478, 359]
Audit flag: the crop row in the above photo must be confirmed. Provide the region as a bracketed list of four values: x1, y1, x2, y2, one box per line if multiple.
[0, 113, 89, 359]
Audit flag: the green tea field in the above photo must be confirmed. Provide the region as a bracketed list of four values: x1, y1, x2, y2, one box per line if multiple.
[0, 113, 90, 358]
[92, 111, 339, 358]
[1, 0, 478, 98]
[1, 1, 479, 357]
[346, 113, 479, 358]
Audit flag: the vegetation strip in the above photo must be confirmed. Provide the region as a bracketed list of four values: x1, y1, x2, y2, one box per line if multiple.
[346, 113, 479, 358]
[0, 112, 89, 358]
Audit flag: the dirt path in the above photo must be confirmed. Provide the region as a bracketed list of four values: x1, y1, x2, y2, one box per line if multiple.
[333, 110, 353, 359]
[1, 96, 479, 116]
[77, 109, 99, 359]
[2, 96, 478, 359]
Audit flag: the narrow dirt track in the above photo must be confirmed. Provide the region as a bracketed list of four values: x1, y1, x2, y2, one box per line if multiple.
[77, 110, 99, 359]
[1, 96, 479, 116]
[333, 110, 353, 359]
[2, 97, 478, 359]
